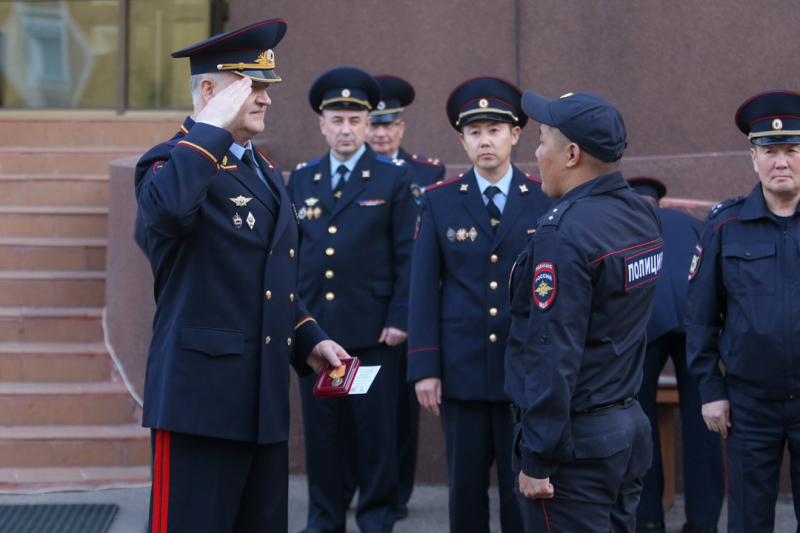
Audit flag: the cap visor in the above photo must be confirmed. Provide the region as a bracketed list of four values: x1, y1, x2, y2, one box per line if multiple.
[235, 70, 281, 83]
[369, 112, 402, 123]
[521, 91, 554, 125]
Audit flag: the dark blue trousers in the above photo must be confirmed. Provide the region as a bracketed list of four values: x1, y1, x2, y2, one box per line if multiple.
[148, 429, 288, 533]
[441, 399, 523, 533]
[299, 344, 400, 533]
[726, 386, 800, 533]
[513, 401, 651, 533]
[637, 332, 725, 528]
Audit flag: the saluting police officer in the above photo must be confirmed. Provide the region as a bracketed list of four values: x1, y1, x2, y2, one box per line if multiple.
[506, 92, 660, 532]
[289, 67, 417, 533]
[687, 91, 800, 532]
[408, 76, 551, 533]
[135, 20, 348, 533]
[628, 178, 724, 533]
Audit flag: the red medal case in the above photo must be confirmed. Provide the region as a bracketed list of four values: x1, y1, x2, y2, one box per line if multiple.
[313, 358, 360, 397]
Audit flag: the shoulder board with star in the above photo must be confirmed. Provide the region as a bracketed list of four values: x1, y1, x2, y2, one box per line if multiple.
[410, 154, 443, 167]
[295, 157, 322, 171]
[376, 154, 407, 167]
[540, 200, 576, 228]
[708, 196, 744, 219]
[423, 176, 461, 193]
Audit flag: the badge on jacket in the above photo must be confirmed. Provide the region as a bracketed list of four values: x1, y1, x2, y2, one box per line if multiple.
[688, 244, 703, 281]
[533, 262, 556, 310]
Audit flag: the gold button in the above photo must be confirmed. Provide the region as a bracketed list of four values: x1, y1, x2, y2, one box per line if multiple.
[290, 293, 294, 302]
[269, 250, 273, 255]
[265, 291, 272, 299]
[289, 249, 295, 258]
[489, 308, 498, 316]
[489, 334, 497, 342]
[490, 281, 498, 290]
[326, 292, 335, 301]
[490, 254, 498, 263]
[326, 248, 335, 256]
[265, 336, 271, 345]
[325, 270, 334, 279]
[328, 226, 337, 234]
[287, 338, 292, 346]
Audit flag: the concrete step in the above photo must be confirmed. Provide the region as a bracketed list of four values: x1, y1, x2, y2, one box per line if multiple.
[0, 206, 108, 238]
[0, 115, 184, 148]
[0, 237, 106, 271]
[0, 382, 136, 426]
[0, 271, 105, 307]
[0, 425, 150, 468]
[0, 148, 145, 175]
[0, 466, 150, 491]
[0, 307, 104, 343]
[0, 174, 109, 206]
[0, 342, 112, 383]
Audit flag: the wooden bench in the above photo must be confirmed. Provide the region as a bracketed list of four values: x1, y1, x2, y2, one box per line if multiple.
[656, 375, 680, 509]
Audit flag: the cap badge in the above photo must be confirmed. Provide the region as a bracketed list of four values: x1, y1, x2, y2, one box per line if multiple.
[254, 49, 275, 69]
[377, 101, 386, 110]
[773, 118, 783, 131]
[342, 88, 351, 98]
[479, 99, 489, 108]
[560, 93, 574, 99]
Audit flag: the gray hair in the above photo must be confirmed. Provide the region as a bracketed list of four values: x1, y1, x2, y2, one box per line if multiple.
[190, 72, 230, 105]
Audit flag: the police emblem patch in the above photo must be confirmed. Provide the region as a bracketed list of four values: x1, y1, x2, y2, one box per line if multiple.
[533, 262, 556, 310]
[410, 183, 423, 205]
[447, 227, 456, 242]
[688, 244, 703, 281]
[625, 243, 664, 290]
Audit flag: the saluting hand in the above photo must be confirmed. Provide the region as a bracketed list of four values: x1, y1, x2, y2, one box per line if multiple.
[702, 399, 731, 438]
[519, 472, 554, 500]
[415, 377, 442, 416]
[379, 327, 407, 346]
[306, 340, 351, 374]
[195, 76, 253, 131]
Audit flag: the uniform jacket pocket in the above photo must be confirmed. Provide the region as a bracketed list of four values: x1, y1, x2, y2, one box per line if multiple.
[372, 281, 394, 297]
[181, 326, 245, 357]
[573, 428, 629, 459]
[722, 242, 775, 261]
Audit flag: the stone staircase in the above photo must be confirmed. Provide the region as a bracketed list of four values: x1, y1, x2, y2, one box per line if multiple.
[0, 113, 182, 490]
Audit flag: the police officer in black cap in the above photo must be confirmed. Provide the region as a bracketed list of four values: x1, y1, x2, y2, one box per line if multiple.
[367, 75, 446, 200]
[408, 76, 551, 533]
[289, 67, 417, 533]
[687, 91, 800, 532]
[135, 19, 349, 533]
[505, 92, 660, 532]
[627, 177, 724, 533]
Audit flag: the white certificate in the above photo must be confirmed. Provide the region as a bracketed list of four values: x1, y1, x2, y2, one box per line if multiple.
[348, 365, 381, 395]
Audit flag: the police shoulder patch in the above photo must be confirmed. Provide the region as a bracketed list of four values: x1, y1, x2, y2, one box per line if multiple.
[533, 262, 556, 310]
[688, 244, 703, 281]
[625, 242, 665, 290]
[708, 196, 743, 219]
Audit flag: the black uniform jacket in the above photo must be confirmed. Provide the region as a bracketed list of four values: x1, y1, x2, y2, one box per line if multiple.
[687, 183, 800, 403]
[505, 171, 662, 479]
[397, 147, 445, 188]
[136, 117, 327, 445]
[407, 166, 552, 401]
[646, 208, 702, 342]
[288, 144, 417, 349]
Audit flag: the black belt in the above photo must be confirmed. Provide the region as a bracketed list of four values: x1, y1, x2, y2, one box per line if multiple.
[573, 396, 635, 416]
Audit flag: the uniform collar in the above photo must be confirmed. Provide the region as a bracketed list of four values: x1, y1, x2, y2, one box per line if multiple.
[474, 164, 513, 197]
[188, 116, 252, 156]
[559, 171, 628, 203]
[740, 182, 800, 220]
[329, 143, 366, 174]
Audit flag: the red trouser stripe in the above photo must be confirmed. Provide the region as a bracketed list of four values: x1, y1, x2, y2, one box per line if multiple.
[541, 500, 552, 532]
[152, 430, 171, 533]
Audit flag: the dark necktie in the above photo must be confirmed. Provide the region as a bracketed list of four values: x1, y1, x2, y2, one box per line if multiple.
[241, 148, 278, 202]
[485, 185, 502, 232]
[333, 165, 349, 200]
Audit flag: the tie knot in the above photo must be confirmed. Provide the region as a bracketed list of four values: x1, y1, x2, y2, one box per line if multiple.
[485, 186, 501, 200]
[336, 165, 349, 178]
[241, 148, 257, 167]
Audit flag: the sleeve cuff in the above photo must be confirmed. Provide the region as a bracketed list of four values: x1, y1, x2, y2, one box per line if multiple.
[521, 449, 558, 479]
[407, 347, 441, 383]
[699, 379, 729, 405]
[385, 303, 409, 331]
[291, 318, 329, 378]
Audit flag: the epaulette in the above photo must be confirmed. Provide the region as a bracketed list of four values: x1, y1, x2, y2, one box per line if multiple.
[376, 154, 406, 167]
[423, 176, 461, 193]
[525, 174, 542, 183]
[708, 196, 744, 219]
[410, 154, 443, 167]
[295, 157, 322, 170]
[540, 199, 576, 228]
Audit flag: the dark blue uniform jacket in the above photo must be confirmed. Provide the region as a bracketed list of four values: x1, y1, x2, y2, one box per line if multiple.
[397, 147, 445, 188]
[135, 117, 327, 445]
[288, 144, 417, 349]
[407, 166, 552, 401]
[647, 208, 702, 342]
[687, 183, 800, 403]
[505, 172, 662, 479]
